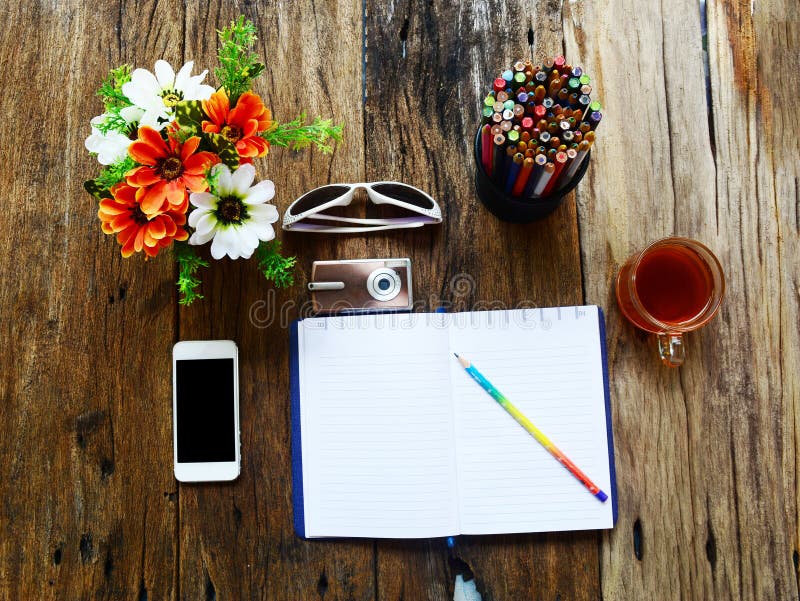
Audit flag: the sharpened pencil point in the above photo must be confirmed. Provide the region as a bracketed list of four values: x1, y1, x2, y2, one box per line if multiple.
[453, 353, 459, 358]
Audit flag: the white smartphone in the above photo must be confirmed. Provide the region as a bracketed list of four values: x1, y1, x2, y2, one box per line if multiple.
[172, 340, 240, 482]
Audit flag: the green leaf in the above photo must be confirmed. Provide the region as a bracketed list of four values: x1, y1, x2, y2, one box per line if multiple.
[205, 132, 239, 168]
[174, 100, 204, 128]
[84, 179, 112, 200]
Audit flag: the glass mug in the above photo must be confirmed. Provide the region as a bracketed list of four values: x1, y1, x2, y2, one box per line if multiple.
[616, 237, 725, 367]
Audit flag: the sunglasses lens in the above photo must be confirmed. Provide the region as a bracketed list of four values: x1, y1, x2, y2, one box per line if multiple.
[290, 185, 351, 215]
[370, 183, 435, 209]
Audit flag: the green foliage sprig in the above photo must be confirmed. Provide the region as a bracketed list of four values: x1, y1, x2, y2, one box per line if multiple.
[96, 156, 136, 189]
[215, 16, 264, 105]
[97, 64, 132, 111]
[84, 155, 137, 199]
[94, 65, 135, 135]
[256, 240, 296, 289]
[174, 241, 209, 305]
[263, 114, 344, 154]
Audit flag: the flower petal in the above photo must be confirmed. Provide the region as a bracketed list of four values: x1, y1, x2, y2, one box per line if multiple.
[210, 226, 233, 259]
[139, 181, 168, 214]
[202, 90, 229, 126]
[191, 210, 217, 236]
[173, 61, 194, 92]
[230, 163, 256, 195]
[189, 192, 218, 210]
[243, 180, 275, 205]
[120, 106, 145, 123]
[147, 218, 167, 240]
[247, 203, 280, 223]
[133, 228, 145, 252]
[237, 223, 260, 253]
[182, 173, 208, 193]
[180, 136, 200, 161]
[250, 220, 276, 242]
[214, 164, 234, 196]
[183, 151, 219, 173]
[126, 166, 161, 187]
[128, 126, 169, 164]
[164, 181, 187, 207]
[154, 60, 176, 89]
[122, 68, 161, 105]
[189, 227, 215, 246]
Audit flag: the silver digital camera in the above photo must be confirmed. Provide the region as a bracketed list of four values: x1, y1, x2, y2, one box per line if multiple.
[308, 258, 413, 314]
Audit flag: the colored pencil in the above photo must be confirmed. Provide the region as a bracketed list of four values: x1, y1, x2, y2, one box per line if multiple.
[492, 134, 506, 183]
[564, 140, 591, 180]
[479, 55, 600, 199]
[480, 124, 493, 175]
[504, 153, 524, 194]
[541, 150, 568, 196]
[533, 161, 556, 196]
[454, 353, 609, 503]
[511, 156, 535, 196]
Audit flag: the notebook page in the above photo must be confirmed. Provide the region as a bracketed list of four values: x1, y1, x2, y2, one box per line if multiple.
[299, 312, 459, 538]
[448, 307, 613, 534]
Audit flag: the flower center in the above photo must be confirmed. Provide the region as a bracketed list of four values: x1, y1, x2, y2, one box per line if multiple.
[216, 196, 248, 225]
[221, 124, 243, 143]
[161, 89, 183, 107]
[158, 156, 184, 180]
[126, 123, 139, 140]
[130, 204, 149, 225]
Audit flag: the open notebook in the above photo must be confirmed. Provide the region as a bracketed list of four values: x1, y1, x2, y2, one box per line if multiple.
[290, 306, 617, 539]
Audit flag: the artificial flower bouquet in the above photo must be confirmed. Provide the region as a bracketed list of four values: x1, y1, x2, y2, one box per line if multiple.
[84, 17, 342, 304]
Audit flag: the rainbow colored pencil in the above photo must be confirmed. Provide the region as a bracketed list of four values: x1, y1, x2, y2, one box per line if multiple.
[454, 353, 608, 503]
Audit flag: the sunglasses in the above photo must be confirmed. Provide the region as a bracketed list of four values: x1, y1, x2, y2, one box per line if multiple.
[282, 182, 442, 233]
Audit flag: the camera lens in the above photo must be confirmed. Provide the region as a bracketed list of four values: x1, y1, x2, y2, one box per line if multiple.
[367, 268, 402, 301]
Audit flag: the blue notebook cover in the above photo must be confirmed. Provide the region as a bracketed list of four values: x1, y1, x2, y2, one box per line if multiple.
[289, 320, 305, 538]
[290, 308, 618, 538]
[597, 307, 619, 525]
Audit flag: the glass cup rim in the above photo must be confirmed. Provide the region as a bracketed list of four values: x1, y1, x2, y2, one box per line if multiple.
[627, 236, 725, 333]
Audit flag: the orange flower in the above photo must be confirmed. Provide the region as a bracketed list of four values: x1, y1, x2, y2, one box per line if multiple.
[125, 126, 219, 215]
[98, 182, 188, 258]
[202, 89, 272, 160]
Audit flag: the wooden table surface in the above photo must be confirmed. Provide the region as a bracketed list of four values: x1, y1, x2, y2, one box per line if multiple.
[2, 0, 798, 599]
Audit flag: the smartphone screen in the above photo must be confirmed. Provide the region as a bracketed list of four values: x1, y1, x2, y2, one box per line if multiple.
[175, 358, 236, 463]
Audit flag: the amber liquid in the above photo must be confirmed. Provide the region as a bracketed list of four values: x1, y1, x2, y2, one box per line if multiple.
[633, 245, 713, 325]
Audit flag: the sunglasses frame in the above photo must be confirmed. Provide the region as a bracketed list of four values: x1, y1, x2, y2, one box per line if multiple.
[282, 182, 443, 233]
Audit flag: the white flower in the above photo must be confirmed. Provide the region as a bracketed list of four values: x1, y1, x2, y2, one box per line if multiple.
[188, 164, 278, 260]
[84, 106, 145, 165]
[121, 60, 215, 128]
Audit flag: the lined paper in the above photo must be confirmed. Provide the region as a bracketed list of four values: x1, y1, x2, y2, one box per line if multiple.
[296, 307, 614, 538]
[448, 307, 614, 533]
[299, 313, 458, 538]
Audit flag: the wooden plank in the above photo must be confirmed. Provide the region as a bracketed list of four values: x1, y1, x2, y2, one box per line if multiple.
[364, 1, 600, 599]
[0, 1, 184, 599]
[176, 3, 375, 599]
[563, 0, 800, 598]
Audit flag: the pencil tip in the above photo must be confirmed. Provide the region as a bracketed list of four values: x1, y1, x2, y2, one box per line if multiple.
[453, 353, 459, 358]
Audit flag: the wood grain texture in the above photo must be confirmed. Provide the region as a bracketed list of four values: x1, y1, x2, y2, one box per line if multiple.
[176, 2, 374, 600]
[1, 0, 796, 599]
[563, 0, 800, 599]
[364, 1, 600, 599]
[0, 1, 182, 599]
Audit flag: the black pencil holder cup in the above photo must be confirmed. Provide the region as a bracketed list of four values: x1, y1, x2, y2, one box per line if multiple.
[472, 128, 590, 223]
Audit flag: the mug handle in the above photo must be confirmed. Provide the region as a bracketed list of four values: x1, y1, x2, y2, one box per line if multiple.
[657, 333, 685, 367]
